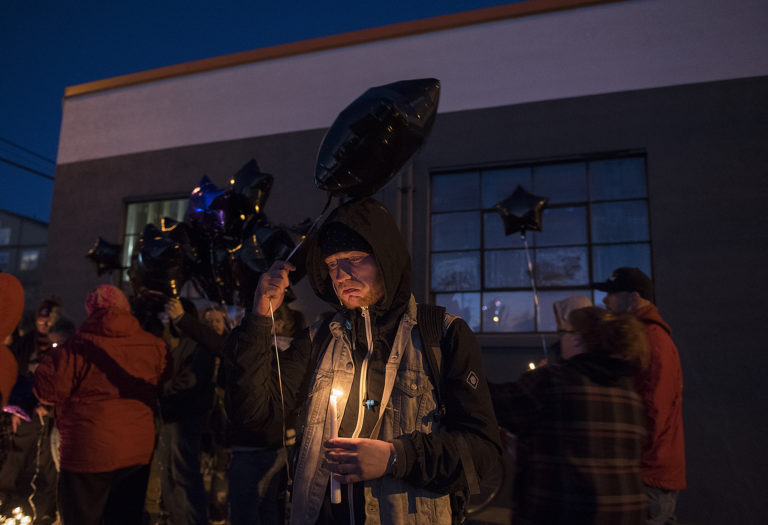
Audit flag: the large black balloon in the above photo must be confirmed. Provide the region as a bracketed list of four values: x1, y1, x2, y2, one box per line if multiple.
[315, 78, 440, 198]
[129, 224, 187, 297]
[86, 237, 123, 275]
[494, 185, 549, 235]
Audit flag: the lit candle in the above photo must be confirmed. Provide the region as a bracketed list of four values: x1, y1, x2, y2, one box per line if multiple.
[528, 362, 536, 370]
[330, 388, 342, 504]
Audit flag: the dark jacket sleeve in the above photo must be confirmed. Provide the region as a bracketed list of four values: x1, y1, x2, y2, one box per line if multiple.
[489, 367, 547, 438]
[176, 313, 227, 357]
[160, 338, 215, 421]
[391, 319, 503, 494]
[224, 313, 315, 447]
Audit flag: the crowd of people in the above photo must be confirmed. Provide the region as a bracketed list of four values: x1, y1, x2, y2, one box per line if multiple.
[0, 197, 685, 525]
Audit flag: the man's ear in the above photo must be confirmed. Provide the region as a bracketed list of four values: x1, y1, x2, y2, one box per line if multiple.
[629, 291, 644, 311]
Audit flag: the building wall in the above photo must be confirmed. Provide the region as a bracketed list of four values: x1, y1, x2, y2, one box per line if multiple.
[57, 0, 768, 164]
[49, 75, 768, 523]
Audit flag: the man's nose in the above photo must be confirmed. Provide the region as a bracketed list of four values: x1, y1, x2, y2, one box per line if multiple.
[331, 264, 351, 282]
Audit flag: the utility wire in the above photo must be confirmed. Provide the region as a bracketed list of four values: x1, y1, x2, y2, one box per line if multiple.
[0, 156, 55, 181]
[0, 137, 56, 164]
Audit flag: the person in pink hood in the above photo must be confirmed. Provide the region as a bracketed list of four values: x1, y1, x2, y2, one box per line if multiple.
[34, 285, 166, 525]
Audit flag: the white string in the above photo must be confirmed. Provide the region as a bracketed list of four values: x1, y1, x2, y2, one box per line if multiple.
[521, 232, 548, 361]
[268, 300, 293, 489]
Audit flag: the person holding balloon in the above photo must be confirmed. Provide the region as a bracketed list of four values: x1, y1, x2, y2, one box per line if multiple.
[226, 197, 501, 524]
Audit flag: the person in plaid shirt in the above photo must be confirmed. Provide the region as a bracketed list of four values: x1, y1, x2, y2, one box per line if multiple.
[492, 306, 649, 525]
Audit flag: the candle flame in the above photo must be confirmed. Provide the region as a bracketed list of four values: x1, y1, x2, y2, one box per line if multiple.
[528, 362, 536, 370]
[331, 389, 343, 397]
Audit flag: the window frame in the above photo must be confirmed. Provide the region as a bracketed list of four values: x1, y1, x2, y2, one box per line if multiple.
[428, 151, 652, 335]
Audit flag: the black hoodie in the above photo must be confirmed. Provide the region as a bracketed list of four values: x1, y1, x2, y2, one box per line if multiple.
[225, 197, 501, 498]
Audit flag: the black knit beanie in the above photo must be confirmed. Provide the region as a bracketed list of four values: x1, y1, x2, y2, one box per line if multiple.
[318, 222, 372, 258]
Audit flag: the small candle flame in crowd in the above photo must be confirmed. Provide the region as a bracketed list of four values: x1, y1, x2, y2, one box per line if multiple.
[528, 362, 536, 370]
[0, 506, 32, 524]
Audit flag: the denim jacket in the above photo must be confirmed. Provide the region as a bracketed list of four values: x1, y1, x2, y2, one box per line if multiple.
[290, 297, 453, 525]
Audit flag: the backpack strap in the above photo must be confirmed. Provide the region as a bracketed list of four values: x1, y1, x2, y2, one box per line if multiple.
[417, 303, 447, 417]
[417, 303, 481, 500]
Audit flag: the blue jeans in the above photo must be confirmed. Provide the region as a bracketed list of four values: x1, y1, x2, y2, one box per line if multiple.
[156, 419, 208, 525]
[228, 448, 287, 525]
[645, 484, 679, 525]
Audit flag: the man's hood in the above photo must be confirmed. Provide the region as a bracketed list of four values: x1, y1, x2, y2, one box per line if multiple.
[305, 197, 411, 315]
[0, 273, 24, 340]
[634, 302, 672, 335]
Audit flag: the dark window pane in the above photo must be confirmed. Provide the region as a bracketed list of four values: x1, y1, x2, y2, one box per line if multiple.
[482, 292, 535, 332]
[481, 167, 531, 208]
[591, 243, 652, 283]
[431, 251, 481, 291]
[432, 212, 480, 251]
[589, 157, 646, 200]
[485, 249, 530, 288]
[538, 290, 593, 332]
[533, 163, 587, 204]
[435, 292, 481, 332]
[591, 200, 649, 243]
[484, 212, 524, 249]
[535, 246, 589, 286]
[432, 172, 480, 211]
[535, 206, 587, 246]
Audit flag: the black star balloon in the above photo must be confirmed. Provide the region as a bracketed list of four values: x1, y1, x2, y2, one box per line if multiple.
[494, 185, 549, 235]
[315, 78, 440, 198]
[228, 159, 274, 216]
[85, 237, 124, 275]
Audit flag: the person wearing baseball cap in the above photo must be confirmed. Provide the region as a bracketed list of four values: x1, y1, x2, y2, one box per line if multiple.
[595, 267, 686, 524]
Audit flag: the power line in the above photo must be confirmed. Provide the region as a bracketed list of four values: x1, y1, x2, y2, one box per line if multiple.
[0, 156, 55, 181]
[0, 137, 56, 164]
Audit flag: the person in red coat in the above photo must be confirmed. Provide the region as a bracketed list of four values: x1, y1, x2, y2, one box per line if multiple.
[0, 273, 23, 407]
[34, 285, 166, 525]
[596, 268, 686, 525]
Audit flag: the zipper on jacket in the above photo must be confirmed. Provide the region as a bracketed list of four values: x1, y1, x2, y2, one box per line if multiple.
[347, 306, 374, 525]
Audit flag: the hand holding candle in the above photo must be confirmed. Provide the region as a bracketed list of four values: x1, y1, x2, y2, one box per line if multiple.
[329, 388, 342, 504]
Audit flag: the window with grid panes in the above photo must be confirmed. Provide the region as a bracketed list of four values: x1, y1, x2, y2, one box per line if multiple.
[122, 198, 187, 279]
[430, 155, 651, 333]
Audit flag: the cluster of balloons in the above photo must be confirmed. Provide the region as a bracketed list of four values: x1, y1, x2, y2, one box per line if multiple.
[86, 78, 442, 308]
[88, 159, 309, 307]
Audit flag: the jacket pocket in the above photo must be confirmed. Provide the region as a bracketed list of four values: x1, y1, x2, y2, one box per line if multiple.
[392, 369, 436, 435]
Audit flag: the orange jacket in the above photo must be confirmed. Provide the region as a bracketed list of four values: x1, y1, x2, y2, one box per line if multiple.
[34, 307, 166, 472]
[635, 303, 686, 490]
[0, 274, 24, 406]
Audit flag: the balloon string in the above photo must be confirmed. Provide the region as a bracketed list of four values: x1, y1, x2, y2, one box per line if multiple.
[269, 300, 293, 489]
[521, 232, 548, 361]
[284, 193, 333, 263]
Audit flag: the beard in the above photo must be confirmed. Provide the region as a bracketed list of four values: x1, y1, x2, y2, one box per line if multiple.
[335, 281, 385, 309]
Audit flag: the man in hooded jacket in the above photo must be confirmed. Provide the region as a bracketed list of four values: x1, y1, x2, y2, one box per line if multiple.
[226, 197, 501, 525]
[33, 284, 166, 525]
[596, 268, 685, 525]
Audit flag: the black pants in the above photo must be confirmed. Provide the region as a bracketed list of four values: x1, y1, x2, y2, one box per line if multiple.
[58, 464, 150, 525]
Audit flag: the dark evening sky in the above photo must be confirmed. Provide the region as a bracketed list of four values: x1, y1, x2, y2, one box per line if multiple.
[0, 0, 517, 222]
